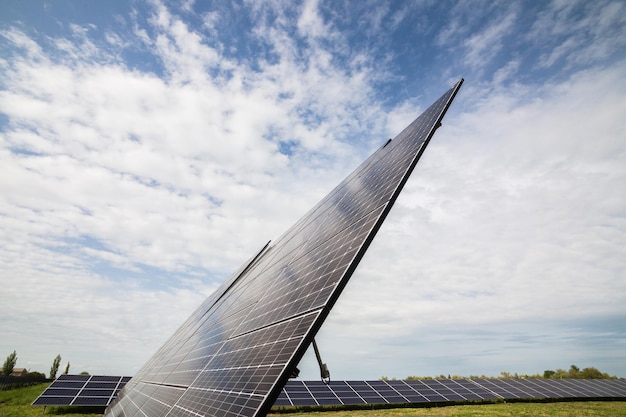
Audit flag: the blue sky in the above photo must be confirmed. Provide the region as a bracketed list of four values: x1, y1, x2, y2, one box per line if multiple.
[1, 0, 625, 380]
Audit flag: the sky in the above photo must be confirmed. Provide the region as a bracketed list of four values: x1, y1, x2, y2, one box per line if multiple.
[1, 0, 625, 381]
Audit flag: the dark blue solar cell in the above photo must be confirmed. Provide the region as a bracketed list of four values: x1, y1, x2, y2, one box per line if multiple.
[43, 388, 80, 396]
[52, 381, 85, 389]
[272, 397, 291, 407]
[290, 397, 315, 406]
[57, 374, 89, 381]
[32, 396, 74, 406]
[90, 375, 122, 382]
[80, 389, 114, 396]
[72, 396, 111, 406]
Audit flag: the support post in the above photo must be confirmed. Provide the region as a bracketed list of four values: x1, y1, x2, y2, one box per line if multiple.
[312, 339, 330, 383]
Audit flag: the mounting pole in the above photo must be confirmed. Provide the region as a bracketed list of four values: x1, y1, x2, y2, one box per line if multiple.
[312, 339, 330, 383]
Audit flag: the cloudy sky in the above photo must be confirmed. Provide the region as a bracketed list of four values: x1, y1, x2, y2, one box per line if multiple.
[1, 0, 625, 381]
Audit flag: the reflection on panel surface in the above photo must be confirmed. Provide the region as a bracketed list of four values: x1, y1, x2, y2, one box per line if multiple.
[103, 80, 464, 417]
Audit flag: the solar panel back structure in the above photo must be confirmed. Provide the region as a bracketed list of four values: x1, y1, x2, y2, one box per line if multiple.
[104, 80, 464, 417]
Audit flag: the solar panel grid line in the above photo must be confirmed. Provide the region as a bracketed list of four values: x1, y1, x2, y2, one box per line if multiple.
[496, 379, 532, 399]
[566, 379, 596, 397]
[394, 380, 430, 403]
[571, 379, 603, 397]
[110, 378, 124, 405]
[433, 379, 468, 401]
[464, 378, 503, 400]
[527, 378, 573, 398]
[302, 381, 322, 406]
[534, 378, 576, 398]
[575, 378, 618, 397]
[514, 378, 563, 399]
[475, 379, 519, 399]
[378, 380, 411, 403]
[339, 381, 368, 405]
[595, 379, 626, 396]
[402, 380, 437, 403]
[404, 379, 449, 402]
[447, 380, 472, 395]
[493, 379, 536, 399]
[231, 204, 388, 338]
[364, 381, 391, 403]
[443, 379, 484, 401]
[418, 380, 454, 401]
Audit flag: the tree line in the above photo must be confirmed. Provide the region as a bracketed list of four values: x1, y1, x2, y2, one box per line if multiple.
[2, 350, 85, 379]
[381, 365, 618, 381]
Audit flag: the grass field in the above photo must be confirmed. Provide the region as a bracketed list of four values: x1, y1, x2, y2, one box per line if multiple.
[1, 383, 625, 417]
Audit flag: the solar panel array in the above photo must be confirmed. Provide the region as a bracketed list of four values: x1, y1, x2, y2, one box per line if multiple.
[34, 376, 626, 408]
[275, 378, 626, 407]
[102, 80, 464, 417]
[32, 374, 130, 406]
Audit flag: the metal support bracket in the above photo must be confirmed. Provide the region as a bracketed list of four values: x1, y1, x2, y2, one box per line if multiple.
[312, 338, 330, 383]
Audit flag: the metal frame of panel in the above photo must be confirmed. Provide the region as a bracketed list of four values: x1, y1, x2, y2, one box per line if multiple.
[104, 80, 464, 417]
[32, 374, 130, 406]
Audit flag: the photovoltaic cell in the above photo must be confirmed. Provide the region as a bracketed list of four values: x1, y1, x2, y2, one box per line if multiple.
[102, 80, 464, 417]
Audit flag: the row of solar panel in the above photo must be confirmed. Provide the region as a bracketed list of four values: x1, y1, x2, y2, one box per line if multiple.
[33, 375, 131, 406]
[276, 378, 626, 407]
[33, 375, 626, 408]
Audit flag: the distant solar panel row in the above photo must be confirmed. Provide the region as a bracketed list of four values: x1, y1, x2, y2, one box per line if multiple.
[32, 374, 131, 406]
[275, 378, 626, 407]
[34, 375, 626, 408]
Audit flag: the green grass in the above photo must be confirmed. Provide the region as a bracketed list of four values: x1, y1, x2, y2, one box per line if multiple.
[268, 402, 626, 417]
[1, 384, 625, 417]
[0, 383, 104, 417]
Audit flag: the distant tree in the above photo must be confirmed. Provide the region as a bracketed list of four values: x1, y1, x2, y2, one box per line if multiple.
[569, 364, 581, 378]
[24, 371, 46, 381]
[543, 370, 556, 378]
[80, 371, 90, 375]
[50, 354, 62, 379]
[2, 350, 17, 376]
[64, 361, 70, 375]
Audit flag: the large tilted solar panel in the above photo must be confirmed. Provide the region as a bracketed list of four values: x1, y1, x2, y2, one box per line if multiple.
[34, 376, 626, 407]
[32, 374, 131, 406]
[104, 80, 464, 417]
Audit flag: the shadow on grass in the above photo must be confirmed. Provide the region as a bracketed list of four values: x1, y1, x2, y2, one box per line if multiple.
[42, 405, 106, 415]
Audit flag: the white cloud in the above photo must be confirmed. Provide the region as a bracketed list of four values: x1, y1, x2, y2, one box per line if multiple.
[312, 61, 626, 378]
[1, 1, 624, 380]
[297, 0, 328, 40]
[531, 0, 626, 69]
[462, 8, 517, 71]
[0, 0, 398, 375]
